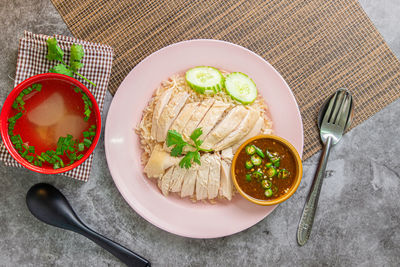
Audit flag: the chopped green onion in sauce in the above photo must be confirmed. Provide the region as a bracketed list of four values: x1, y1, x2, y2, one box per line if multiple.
[235, 138, 296, 200]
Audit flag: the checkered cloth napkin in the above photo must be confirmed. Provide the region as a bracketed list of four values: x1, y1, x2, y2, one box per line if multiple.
[0, 31, 113, 182]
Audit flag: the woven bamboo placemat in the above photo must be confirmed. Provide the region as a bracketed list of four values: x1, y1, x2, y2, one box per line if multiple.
[51, 0, 400, 159]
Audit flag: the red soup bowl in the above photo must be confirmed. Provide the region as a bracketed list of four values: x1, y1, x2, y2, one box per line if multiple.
[0, 73, 101, 174]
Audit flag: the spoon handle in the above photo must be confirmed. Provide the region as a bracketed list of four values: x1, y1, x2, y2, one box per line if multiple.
[297, 136, 332, 246]
[76, 224, 150, 267]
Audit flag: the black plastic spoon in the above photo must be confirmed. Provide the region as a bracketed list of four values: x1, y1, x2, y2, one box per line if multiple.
[26, 183, 150, 267]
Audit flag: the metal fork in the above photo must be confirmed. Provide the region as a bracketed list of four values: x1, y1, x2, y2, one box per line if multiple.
[297, 88, 354, 246]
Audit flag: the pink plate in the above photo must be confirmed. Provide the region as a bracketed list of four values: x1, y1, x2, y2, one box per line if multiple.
[105, 40, 303, 238]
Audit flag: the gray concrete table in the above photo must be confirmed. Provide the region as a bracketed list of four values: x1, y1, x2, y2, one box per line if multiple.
[1, 1, 399, 266]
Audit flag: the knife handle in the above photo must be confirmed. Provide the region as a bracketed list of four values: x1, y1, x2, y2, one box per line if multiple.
[297, 136, 332, 246]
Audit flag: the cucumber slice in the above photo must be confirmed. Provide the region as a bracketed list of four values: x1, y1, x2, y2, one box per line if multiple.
[224, 72, 257, 104]
[185, 66, 224, 94]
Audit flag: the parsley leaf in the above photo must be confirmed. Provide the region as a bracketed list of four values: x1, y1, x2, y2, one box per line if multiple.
[190, 128, 202, 142]
[190, 127, 204, 147]
[46, 38, 64, 61]
[195, 139, 203, 147]
[50, 64, 74, 77]
[70, 44, 84, 72]
[166, 130, 187, 156]
[179, 151, 197, 169]
[45, 37, 96, 87]
[171, 143, 186, 157]
[166, 130, 186, 147]
[167, 128, 212, 169]
[70, 61, 84, 72]
[70, 44, 84, 62]
[193, 152, 201, 165]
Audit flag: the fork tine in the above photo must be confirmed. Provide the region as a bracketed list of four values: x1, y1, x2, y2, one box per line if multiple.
[330, 89, 346, 123]
[322, 91, 337, 124]
[336, 93, 352, 128]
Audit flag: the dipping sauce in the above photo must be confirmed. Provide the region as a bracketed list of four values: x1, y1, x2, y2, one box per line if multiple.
[7, 79, 97, 169]
[235, 138, 297, 201]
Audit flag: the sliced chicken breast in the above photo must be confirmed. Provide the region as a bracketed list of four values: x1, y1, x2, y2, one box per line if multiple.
[144, 144, 181, 178]
[221, 147, 234, 162]
[202, 106, 248, 150]
[158, 166, 175, 196]
[214, 107, 259, 151]
[219, 160, 233, 200]
[182, 98, 214, 139]
[169, 166, 187, 193]
[232, 117, 264, 152]
[180, 165, 199, 198]
[170, 102, 199, 133]
[151, 88, 173, 139]
[196, 100, 231, 140]
[207, 154, 221, 199]
[196, 154, 211, 200]
[156, 92, 189, 142]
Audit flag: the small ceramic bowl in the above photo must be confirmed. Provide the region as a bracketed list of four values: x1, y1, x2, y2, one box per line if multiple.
[0, 73, 101, 174]
[231, 134, 303, 206]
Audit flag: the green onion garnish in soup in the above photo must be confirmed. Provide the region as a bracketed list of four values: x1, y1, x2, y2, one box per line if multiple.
[7, 81, 97, 169]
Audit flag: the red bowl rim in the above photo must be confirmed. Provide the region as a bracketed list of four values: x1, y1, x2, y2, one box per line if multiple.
[0, 73, 101, 174]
